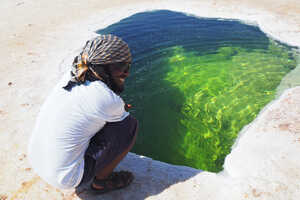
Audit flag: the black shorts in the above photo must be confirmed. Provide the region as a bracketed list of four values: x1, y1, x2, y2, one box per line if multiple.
[77, 115, 138, 187]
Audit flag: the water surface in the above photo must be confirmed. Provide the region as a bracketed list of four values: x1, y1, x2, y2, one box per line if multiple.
[97, 10, 297, 172]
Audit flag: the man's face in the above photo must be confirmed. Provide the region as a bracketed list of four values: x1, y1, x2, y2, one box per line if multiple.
[108, 62, 131, 94]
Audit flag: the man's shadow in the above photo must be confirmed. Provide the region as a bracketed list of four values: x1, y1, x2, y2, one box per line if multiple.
[75, 153, 201, 200]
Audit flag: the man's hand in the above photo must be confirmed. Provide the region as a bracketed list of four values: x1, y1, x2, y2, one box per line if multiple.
[125, 104, 132, 111]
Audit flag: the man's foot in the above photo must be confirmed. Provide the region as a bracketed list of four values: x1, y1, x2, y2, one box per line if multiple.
[91, 171, 134, 194]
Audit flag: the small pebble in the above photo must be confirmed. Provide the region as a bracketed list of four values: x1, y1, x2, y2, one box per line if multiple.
[16, 2, 24, 6]
[25, 168, 31, 172]
[19, 154, 27, 160]
[0, 194, 8, 200]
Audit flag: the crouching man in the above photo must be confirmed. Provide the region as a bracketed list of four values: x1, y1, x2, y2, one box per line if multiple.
[28, 34, 138, 194]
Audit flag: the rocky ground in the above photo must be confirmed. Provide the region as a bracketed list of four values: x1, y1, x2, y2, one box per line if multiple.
[0, 0, 299, 199]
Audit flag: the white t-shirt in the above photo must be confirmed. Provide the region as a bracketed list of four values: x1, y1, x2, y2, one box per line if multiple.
[28, 73, 129, 189]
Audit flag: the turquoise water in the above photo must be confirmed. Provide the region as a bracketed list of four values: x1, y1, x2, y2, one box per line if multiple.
[97, 10, 298, 172]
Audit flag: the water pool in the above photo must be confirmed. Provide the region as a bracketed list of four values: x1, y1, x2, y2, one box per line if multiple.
[97, 10, 298, 172]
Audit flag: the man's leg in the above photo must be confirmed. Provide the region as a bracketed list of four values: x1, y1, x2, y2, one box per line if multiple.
[91, 115, 138, 190]
[92, 128, 137, 189]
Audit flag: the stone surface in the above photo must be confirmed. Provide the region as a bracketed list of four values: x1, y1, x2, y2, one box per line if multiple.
[0, 0, 300, 199]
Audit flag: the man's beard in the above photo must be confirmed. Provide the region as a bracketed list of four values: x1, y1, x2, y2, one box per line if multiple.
[92, 66, 125, 95]
[109, 76, 125, 95]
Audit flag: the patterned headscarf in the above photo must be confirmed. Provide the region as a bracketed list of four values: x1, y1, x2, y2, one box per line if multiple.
[63, 34, 132, 91]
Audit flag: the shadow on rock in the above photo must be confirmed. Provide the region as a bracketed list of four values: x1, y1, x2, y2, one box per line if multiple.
[75, 153, 201, 200]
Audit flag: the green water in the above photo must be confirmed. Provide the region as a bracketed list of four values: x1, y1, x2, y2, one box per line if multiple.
[164, 43, 296, 171]
[124, 41, 296, 172]
[96, 10, 298, 172]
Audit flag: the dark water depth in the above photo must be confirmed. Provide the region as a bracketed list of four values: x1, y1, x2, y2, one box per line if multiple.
[97, 10, 297, 172]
